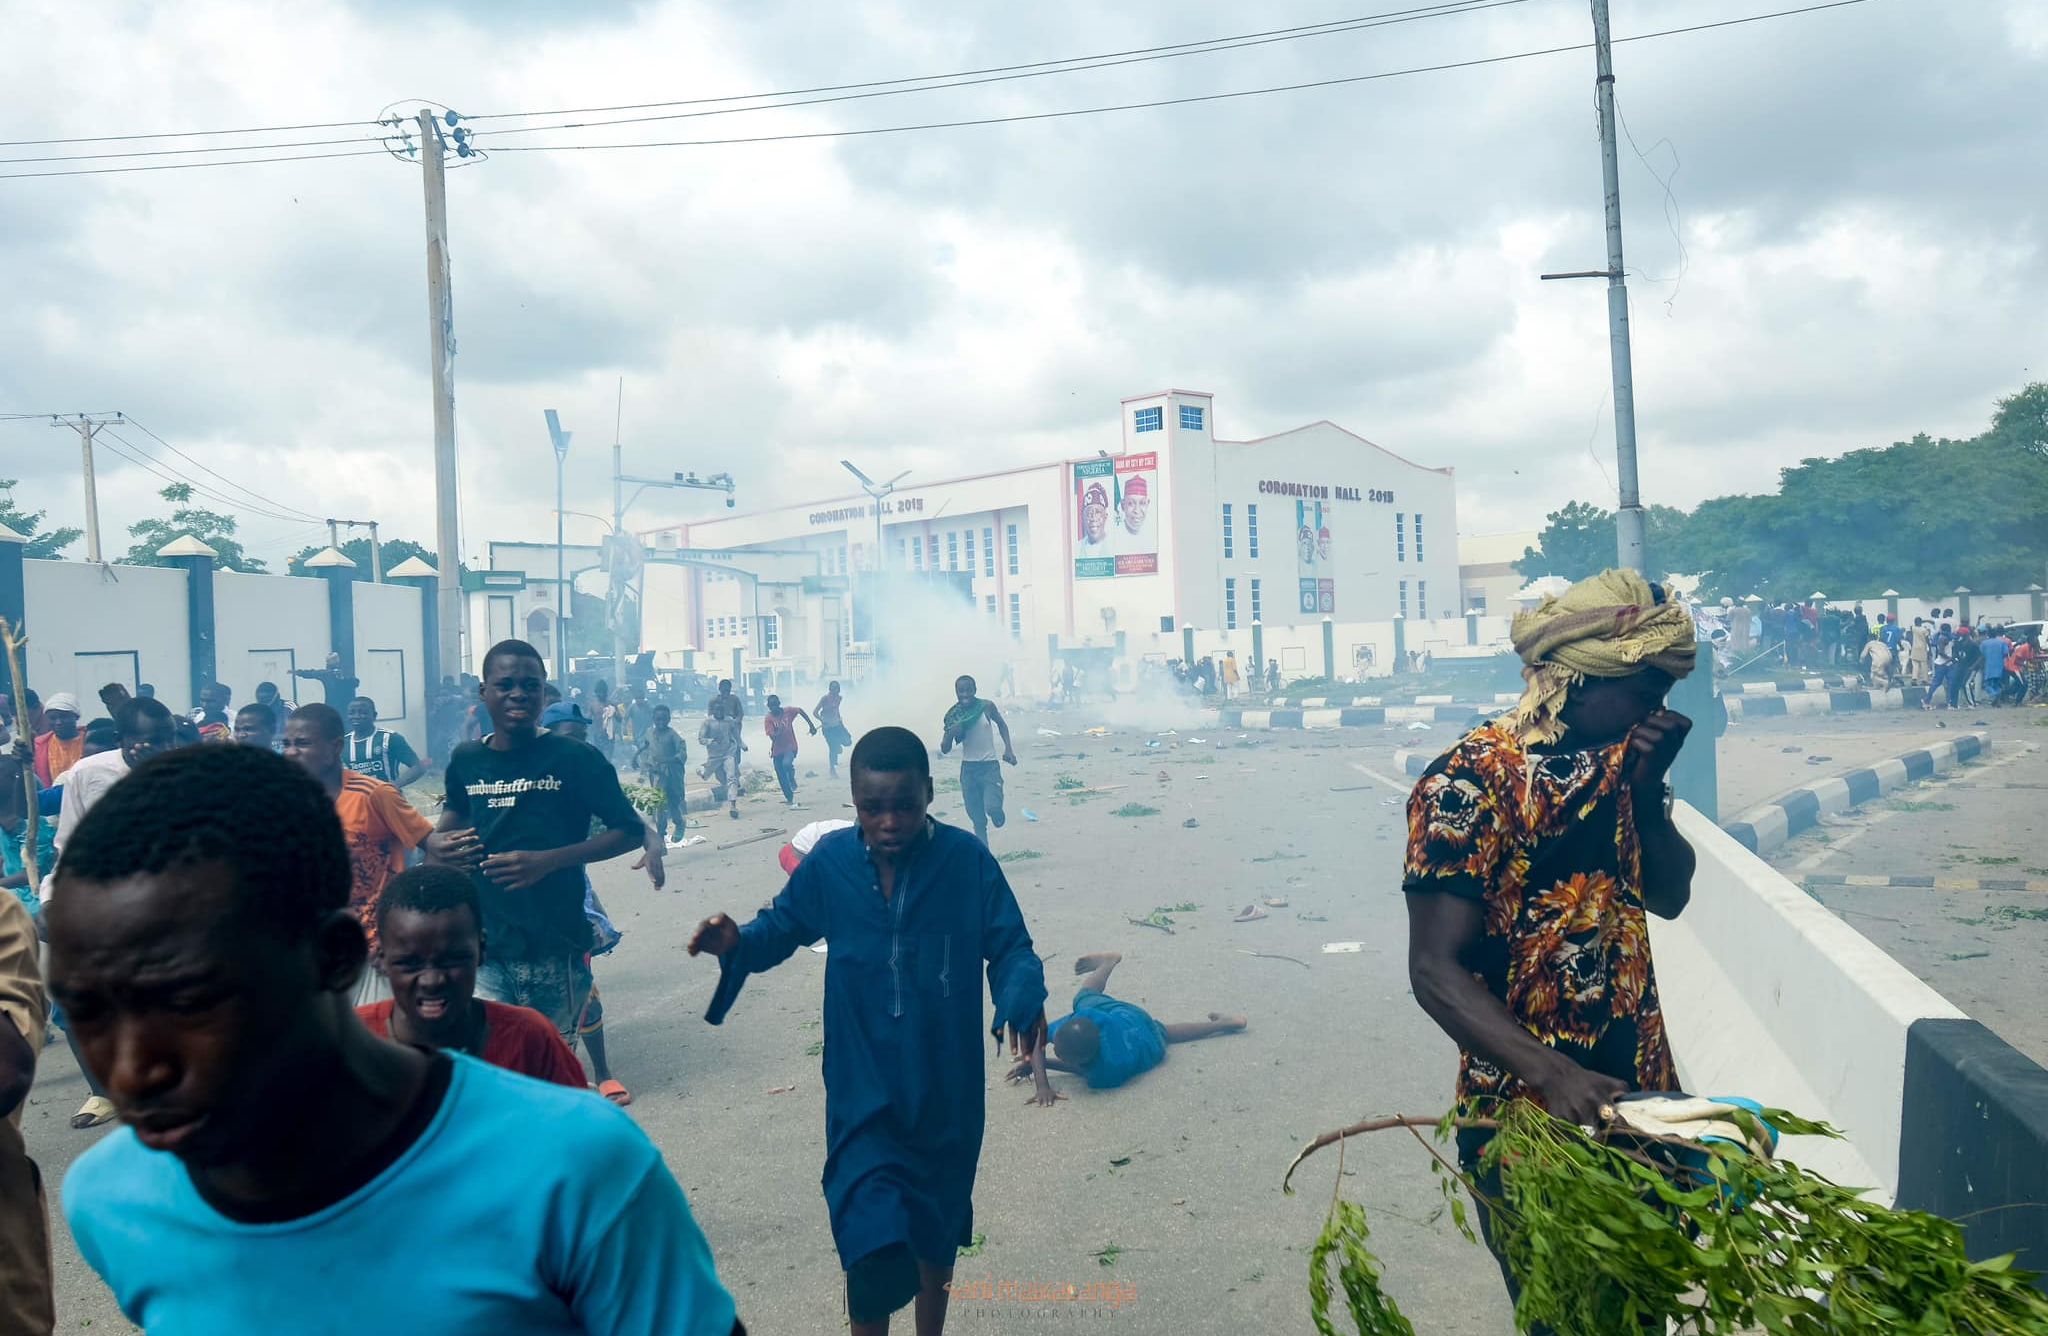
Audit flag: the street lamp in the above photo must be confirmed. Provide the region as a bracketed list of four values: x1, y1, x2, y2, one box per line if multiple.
[841, 459, 910, 574]
[544, 410, 572, 683]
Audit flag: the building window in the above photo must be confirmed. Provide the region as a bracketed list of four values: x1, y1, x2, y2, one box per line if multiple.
[1008, 592, 1022, 636]
[1417, 580, 1428, 621]
[1006, 523, 1020, 575]
[1250, 578, 1262, 623]
[895, 538, 907, 567]
[704, 618, 714, 641]
[1399, 580, 1409, 619]
[985, 594, 997, 618]
[763, 616, 780, 656]
[964, 528, 976, 573]
[1222, 504, 1234, 559]
[1134, 406, 1162, 433]
[1224, 578, 1238, 630]
[1179, 404, 1204, 431]
[947, 531, 960, 571]
[982, 527, 995, 576]
[1415, 513, 1425, 562]
[1247, 504, 1259, 558]
[912, 536, 923, 570]
[1395, 513, 1406, 563]
[1469, 590, 1487, 615]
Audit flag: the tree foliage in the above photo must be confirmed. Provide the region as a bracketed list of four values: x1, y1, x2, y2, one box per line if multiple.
[0, 479, 84, 560]
[1513, 383, 2048, 600]
[123, 483, 267, 573]
[287, 535, 434, 582]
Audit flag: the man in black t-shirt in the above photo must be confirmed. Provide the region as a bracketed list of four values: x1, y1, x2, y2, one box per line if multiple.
[428, 639, 646, 1049]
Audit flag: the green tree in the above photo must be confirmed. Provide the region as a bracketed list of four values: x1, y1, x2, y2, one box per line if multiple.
[123, 483, 268, 573]
[0, 479, 83, 559]
[1989, 381, 2048, 460]
[287, 535, 434, 581]
[1514, 500, 1615, 582]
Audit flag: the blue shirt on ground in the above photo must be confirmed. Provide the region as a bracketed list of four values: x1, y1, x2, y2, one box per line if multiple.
[63, 1053, 738, 1336]
[1049, 988, 1169, 1089]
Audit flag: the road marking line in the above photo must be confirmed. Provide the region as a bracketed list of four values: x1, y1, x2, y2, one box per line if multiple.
[1350, 762, 1412, 794]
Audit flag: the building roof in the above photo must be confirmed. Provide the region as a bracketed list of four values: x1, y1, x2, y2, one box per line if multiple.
[1216, 419, 1453, 476]
[1458, 530, 1541, 566]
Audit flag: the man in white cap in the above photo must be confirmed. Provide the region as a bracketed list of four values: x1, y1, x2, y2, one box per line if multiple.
[32, 693, 84, 788]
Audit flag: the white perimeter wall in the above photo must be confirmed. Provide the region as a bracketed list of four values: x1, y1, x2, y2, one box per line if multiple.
[214, 570, 331, 711]
[1651, 805, 1964, 1200]
[352, 580, 428, 755]
[21, 559, 193, 709]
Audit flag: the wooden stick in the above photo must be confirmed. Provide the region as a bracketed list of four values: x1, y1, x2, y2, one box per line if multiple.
[0, 619, 40, 897]
[1236, 948, 1309, 969]
[1126, 916, 1175, 935]
[715, 829, 784, 852]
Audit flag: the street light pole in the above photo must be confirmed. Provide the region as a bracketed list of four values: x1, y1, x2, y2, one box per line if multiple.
[606, 460, 735, 699]
[545, 410, 573, 684]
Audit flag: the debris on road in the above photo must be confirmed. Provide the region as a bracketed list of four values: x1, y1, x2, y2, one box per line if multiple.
[1262, 897, 1289, 908]
[765, 1084, 796, 1095]
[717, 829, 785, 851]
[1036, 727, 1063, 737]
[1023, 808, 1040, 822]
[1233, 904, 1268, 923]
[1182, 817, 1200, 828]
[1237, 948, 1309, 968]
[1321, 942, 1366, 954]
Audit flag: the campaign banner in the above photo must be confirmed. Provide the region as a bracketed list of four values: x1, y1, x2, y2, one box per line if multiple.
[1074, 452, 1158, 579]
[1295, 497, 1334, 613]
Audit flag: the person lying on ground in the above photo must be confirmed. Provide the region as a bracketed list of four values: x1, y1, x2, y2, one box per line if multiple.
[357, 865, 588, 1090]
[1005, 951, 1245, 1105]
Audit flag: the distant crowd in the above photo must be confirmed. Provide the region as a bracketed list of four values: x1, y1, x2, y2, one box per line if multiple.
[1741, 600, 2040, 706]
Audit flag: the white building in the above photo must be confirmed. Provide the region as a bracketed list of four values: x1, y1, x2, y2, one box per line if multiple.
[620, 389, 1461, 682]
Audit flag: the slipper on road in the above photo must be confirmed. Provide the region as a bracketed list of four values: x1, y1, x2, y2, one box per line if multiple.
[597, 1080, 633, 1107]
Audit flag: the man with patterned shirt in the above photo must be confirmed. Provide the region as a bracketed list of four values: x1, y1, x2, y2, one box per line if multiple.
[1403, 568, 1698, 1327]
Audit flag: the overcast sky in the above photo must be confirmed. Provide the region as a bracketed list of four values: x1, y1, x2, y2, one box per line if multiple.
[3, 0, 2042, 568]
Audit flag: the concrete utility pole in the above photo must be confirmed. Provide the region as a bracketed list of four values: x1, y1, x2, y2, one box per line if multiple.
[418, 108, 463, 680]
[1591, 0, 1645, 574]
[52, 414, 124, 563]
[607, 457, 736, 697]
[325, 518, 384, 582]
[545, 409, 572, 685]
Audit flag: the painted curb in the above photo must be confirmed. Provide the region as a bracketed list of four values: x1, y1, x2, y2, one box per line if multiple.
[1393, 733, 1992, 859]
[1720, 734, 1989, 854]
[1806, 874, 2048, 893]
[1723, 686, 1926, 721]
[1726, 674, 1865, 694]
[1272, 691, 1520, 709]
[1221, 704, 1491, 730]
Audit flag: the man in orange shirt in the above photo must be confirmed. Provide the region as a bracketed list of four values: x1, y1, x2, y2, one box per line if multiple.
[31, 692, 85, 788]
[283, 703, 432, 1004]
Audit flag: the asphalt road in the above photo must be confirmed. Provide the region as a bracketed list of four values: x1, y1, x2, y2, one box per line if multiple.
[24, 699, 2043, 1333]
[24, 714, 1514, 1335]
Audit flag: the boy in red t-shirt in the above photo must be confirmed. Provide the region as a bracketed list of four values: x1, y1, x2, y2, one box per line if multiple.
[761, 694, 818, 809]
[357, 866, 587, 1089]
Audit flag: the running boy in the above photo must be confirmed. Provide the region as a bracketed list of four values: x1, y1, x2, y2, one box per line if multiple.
[815, 681, 853, 778]
[1007, 951, 1246, 1102]
[689, 727, 1047, 1336]
[938, 676, 1016, 846]
[634, 704, 688, 842]
[358, 865, 588, 1089]
[762, 694, 818, 809]
[699, 710, 742, 820]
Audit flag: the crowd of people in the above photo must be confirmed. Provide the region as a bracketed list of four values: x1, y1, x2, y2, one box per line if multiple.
[0, 576, 2039, 1332]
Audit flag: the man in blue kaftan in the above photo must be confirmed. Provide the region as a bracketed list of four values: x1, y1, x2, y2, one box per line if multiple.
[691, 726, 1047, 1335]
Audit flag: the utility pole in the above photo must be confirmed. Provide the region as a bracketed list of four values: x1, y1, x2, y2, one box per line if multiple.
[1540, 2, 1646, 575]
[327, 518, 341, 551]
[1591, 0, 1644, 574]
[51, 413, 124, 563]
[324, 518, 387, 581]
[607, 446, 735, 697]
[418, 108, 463, 680]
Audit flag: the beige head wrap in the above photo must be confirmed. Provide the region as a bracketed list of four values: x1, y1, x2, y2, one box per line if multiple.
[1508, 568, 1697, 744]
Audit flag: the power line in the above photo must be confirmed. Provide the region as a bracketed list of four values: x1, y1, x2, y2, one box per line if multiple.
[0, 0, 1878, 181]
[465, 0, 1518, 123]
[485, 1, 1876, 159]
[475, 0, 1527, 139]
[117, 417, 326, 522]
[0, 131, 405, 167]
[0, 146, 390, 181]
[0, 116, 385, 150]
[95, 428, 318, 524]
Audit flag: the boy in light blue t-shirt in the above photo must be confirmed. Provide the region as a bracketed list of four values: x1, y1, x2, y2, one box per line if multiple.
[47, 743, 741, 1336]
[1010, 951, 1247, 1097]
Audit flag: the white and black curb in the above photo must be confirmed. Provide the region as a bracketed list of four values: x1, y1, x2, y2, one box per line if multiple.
[1391, 733, 1991, 858]
[1275, 691, 1522, 709]
[1726, 674, 1864, 694]
[1723, 686, 1928, 722]
[1221, 703, 1496, 730]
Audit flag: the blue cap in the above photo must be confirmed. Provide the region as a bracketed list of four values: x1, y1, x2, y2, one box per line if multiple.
[539, 701, 588, 728]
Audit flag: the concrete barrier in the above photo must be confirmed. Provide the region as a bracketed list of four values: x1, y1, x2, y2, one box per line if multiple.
[1222, 703, 1490, 731]
[1651, 805, 1963, 1197]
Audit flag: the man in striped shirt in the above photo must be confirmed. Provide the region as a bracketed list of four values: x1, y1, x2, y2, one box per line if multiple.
[284, 704, 433, 1005]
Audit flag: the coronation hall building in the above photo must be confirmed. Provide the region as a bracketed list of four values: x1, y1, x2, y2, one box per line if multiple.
[631, 389, 1462, 680]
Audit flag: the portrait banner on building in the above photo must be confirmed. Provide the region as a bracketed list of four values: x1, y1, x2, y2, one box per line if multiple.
[1294, 498, 1335, 614]
[1074, 452, 1158, 579]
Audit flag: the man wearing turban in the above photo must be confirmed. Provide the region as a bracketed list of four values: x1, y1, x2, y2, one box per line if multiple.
[1401, 568, 1699, 1323]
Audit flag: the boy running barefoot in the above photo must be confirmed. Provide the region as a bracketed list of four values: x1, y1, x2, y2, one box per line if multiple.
[689, 726, 1047, 1336]
[1007, 952, 1247, 1103]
